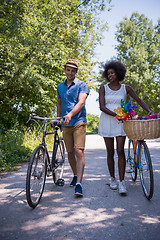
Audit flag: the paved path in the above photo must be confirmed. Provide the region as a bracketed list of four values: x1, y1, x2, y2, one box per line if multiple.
[0, 135, 160, 240]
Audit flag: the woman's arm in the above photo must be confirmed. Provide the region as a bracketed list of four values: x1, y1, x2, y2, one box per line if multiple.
[126, 84, 152, 114]
[99, 86, 117, 117]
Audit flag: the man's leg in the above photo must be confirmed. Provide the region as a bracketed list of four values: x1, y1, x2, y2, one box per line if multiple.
[74, 148, 85, 183]
[68, 151, 78, 187]
[68, 148, 85, 183]
[62, 126, 77, 186]
[73, 122, 86, 197]
[68, 151, 77, 175]
[73, 122, 86, 183]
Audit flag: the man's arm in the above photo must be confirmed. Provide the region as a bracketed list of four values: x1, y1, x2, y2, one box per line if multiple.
[63, 93, 88, 125]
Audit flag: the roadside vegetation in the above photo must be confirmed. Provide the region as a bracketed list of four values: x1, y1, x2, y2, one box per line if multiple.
[0, 114, 99, 172]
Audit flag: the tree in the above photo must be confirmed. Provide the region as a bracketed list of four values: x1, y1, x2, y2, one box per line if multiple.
[115, 13, 160, 115]
[0, 0, 112, 128]
[86, 113, 99, 133]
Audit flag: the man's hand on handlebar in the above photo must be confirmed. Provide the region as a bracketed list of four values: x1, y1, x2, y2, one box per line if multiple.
[63, 114, 71, 125]
[52, 120, 61, 128]
[52, 114, 72, 127]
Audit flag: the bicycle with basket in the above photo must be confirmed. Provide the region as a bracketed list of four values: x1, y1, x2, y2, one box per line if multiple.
[115, 100, 160, 200]
[124, 114, 160, 200]
[26, 114, 65, 208]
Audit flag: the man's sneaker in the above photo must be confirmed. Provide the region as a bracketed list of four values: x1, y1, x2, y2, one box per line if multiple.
[119, 180, 127, 195]
[75, 184, 83, 197]
[110, 177, 118, 190]
[70, 176, 77, 187]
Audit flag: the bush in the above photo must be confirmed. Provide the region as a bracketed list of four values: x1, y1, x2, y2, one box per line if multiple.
[23, 126, 55, 152]
[0, 123, 31, 171]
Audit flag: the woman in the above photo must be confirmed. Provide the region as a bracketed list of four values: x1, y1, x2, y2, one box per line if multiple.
[98, 60, 152, 195]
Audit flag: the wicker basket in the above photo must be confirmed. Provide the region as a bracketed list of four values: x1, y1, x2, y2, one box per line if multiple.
[123, 118, 160, 140]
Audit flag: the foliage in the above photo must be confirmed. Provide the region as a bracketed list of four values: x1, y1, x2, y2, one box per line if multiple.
[86, 113, 99, 133]
[0, 0, 112, 128]
[23, 124, 60, 152]
[115, 13, 160, 115]
[0, 123, 31, 171]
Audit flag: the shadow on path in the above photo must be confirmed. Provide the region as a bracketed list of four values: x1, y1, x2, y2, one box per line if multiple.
[0, 137, 160, 240]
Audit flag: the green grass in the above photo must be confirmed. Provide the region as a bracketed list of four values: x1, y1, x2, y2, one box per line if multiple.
[0, 114, 99, 172]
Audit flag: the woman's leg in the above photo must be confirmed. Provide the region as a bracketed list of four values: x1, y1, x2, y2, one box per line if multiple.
[104, 137, 115, 178]
[116, 136, 126, 181]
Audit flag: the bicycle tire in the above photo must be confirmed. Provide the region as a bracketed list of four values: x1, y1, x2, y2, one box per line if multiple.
[52, 140, 65, 184]
[127, 139, 137, 181]
[138, 141, 154, 200]
[26, 145, 47, 208]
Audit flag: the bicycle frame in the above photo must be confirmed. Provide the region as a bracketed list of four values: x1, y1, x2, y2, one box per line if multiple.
[28, 114, 63, 174]
[133, 140, 139, 169]
[50, 125, 63, 171]
[26, 114, 65, 208]
[128, 139, 145, 170]
[129, 140, 150, 171]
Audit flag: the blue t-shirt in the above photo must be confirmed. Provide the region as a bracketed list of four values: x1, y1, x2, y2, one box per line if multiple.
[57, 78, 89, 126]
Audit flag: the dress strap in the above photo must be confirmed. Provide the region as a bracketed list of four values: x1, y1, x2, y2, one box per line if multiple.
[122, 84, 127, 96]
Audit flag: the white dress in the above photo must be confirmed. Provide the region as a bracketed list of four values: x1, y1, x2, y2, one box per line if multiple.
[98, 84, 127, 137]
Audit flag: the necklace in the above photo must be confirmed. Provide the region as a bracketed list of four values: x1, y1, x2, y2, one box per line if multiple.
[108, 84, 121, 91]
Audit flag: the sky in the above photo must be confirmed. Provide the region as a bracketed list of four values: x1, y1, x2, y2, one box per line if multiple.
[85, 0, 160, 116]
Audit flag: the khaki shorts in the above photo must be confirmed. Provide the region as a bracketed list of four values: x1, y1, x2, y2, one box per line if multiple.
[62, 122, 86, 152]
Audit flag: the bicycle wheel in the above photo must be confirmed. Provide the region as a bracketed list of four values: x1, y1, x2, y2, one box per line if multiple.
[127, 139, 137, 181]
[26, 145, 47, 208]
[52, 140, 65, 185]
[138, 141, 154, 200]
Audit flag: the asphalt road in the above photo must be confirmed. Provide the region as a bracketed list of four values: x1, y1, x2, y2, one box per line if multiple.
[0, 135, 160, 240]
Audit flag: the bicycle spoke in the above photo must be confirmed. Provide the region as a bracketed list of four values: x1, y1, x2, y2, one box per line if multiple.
[30, 155, 45, 199]
[52, 141, 65, 185]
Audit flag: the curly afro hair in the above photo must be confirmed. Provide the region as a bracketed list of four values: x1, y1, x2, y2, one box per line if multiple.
[102, 60, 126, 82]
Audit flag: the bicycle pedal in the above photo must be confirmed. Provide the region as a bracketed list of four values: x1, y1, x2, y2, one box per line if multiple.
[56, 178, 65, 186]
[126, 170, 133, 173]
[47, 172, 51, 177]
[47, 170, 52, 177]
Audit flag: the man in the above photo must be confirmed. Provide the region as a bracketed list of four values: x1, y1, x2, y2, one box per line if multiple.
[57, 59, 89, 197]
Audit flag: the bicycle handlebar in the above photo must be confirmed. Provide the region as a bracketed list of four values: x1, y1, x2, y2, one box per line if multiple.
[30, 114, 62, 121]
[27, 114, 63, 122]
